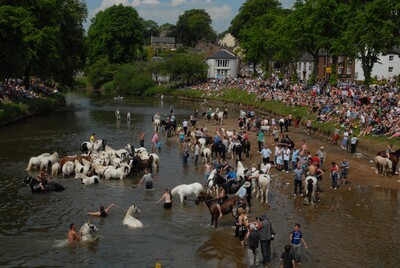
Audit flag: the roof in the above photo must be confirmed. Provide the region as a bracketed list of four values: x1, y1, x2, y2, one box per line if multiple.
[298, 53, 314, 62]
[207, 49, 237, 60]
[389, 46, 400, 55]
[151, 36, 175, 44]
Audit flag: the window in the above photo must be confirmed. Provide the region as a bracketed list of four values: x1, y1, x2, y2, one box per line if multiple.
[388, 67, 394, 72]
[298, 63, 301, 70]
[338, 56, 343, 63]
[308, 63, 312, 71]
[347, 67, 352, 74]
[389, 55, 394, 61]
[216, 59, 229, 68]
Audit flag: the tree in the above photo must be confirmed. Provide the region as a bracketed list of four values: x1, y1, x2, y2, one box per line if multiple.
[87, 4, 144, 65]
[0, 0, 87, 86]
[164, 53, 208, 85]
[159, 23, 176, 37]
[142, 19, 160, 44]
[176, 9, 216, 47]
[113, 63, 154, 95]
[342, 0, 398, 85]
[229, 0, 282, 39]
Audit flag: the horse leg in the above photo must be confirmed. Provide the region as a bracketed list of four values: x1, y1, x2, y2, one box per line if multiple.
[265, 186, 270, 204]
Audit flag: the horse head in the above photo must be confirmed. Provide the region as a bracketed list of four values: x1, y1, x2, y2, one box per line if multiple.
[21, 176, 35, 186]
[195, 192, 214, 205]
[81, 221, 98, 235]
[126, 204, 141, 216]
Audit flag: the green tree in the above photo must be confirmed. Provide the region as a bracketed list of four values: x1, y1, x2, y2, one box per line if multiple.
[159, 23, 176, 37]
[142, 19, 160, 44]
[87, 4, 144, 65]
[0, 0, 87, 86]
[229, 0, 282, 39]
[176, 9, 216, 46]
[113, 64, 154, 95]
[164, 53, 207, 85]
[86, 58, 118, 89]
[341, 0, 398, 86]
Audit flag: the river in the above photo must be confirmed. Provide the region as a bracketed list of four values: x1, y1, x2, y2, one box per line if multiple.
[0, 92, 399, 267]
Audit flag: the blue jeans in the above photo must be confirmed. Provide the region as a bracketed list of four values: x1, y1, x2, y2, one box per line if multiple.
[331, 172, 338, 188]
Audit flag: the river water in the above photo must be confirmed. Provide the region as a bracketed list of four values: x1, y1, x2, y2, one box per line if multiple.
[0, 92, 399, 267]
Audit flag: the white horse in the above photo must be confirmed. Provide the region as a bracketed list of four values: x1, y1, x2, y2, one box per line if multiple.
[39, 152, 59, 171]
[104, 165, 129, 180]
[212, 111, 224, 125]
[76, 173, 99, 185]
[26, 153, 50, 170]
[236, 161, 246, 181]
[171, 182, 204, 203]
[80, 139, 106, 154]
[206, 169, 219, 194]
[74, 159, 92, 176]
[257, 174, 271, 204]
[127, 112, 131, 121]
[80, 221, 98, 242]
[201, 147, 212, 163]
[62, 161, 75, 177]
[123, 204, 143, 228]
[51, 162, 61, 176]
[374, 156, 393, 176]
[149, 153, 160, 168]
[304, 176, 318, 205]
[91, 162, 108, 178]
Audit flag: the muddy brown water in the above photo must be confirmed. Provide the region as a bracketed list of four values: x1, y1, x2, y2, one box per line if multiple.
[0, 92, 399, 267]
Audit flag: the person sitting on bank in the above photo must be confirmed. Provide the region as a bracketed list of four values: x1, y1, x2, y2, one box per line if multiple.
[68, 223, 81, 243]
[156, 189, 172, 209]
[87, 204, 114, 217]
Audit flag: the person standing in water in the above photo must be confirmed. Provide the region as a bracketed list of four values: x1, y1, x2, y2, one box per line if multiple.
[156, 189, 172, 209]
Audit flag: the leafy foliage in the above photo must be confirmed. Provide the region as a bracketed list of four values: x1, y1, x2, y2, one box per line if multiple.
[113, 64, 154, 95]
[176, 9, 216, 46]
[87, 4, 144, 65]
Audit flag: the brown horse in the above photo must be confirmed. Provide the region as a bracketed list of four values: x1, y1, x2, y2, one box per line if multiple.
[376, 150, 400, 175]
[60, 155, 92, 167]
[195, 192, 243, 228]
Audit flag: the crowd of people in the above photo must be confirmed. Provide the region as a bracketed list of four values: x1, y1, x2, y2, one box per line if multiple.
[0, 78, 55, 102]
[191, 76, 400, 140]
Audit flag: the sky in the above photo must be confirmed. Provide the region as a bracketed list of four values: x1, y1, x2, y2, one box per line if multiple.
[82, 0, 295, 34]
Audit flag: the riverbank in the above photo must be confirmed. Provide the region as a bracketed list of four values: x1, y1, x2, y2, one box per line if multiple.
[171, 88, 400, 158]
[0, 94, 66, 127]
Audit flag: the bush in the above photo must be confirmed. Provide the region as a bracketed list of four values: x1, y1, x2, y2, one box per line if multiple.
[144, 85, 172, 96]
[113, 64, 154, 95]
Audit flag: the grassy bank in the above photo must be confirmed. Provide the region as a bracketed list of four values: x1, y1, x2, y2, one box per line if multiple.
[169, 88, 400, 152]
[0, 94, 66, 126]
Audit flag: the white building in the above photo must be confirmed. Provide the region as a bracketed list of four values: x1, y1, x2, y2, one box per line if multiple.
[206, 49, 239, 79]
[297, 53, 314, 81]
[354, 47, 400, 81]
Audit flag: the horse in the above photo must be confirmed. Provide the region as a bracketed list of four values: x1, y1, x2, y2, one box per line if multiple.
[80, 139, 106, 154]
[39, 152, 59, 171]
[26, 153, 50, 170]
[104, 165, 130, 180]
[123, 204, 143, 228]
[211, 141, 226, 160]
[228, 142, 242, 161]
[129, 155, 153, 175]
[171, 182, 204, 203]
[80, 221, 99, 242]
[51, 162, 61, 176]
[241, 139, 251, 159]
[201, 147, 212, 163]
[21, 176, 65, 193]
[374, 156, 393, 176]
[75, 173, 99, 185]
[62, 161, 75, 177]
[213, 111, 224, 125]
[236, 161, 246, 180]
[304, 176, 318, 205]
[195, 192, 242, 228]
[256, 174, 271, 204]
[206, 169, 225, 194]
[376, 150, 400, 175]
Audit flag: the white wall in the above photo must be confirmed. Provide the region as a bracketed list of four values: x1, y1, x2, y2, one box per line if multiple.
[297, 62, 314, 81]
[354, 54, 400, 81]
[207, 58, 238, 79]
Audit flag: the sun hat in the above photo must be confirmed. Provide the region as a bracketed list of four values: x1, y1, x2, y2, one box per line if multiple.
[243, 181, 251, 188]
